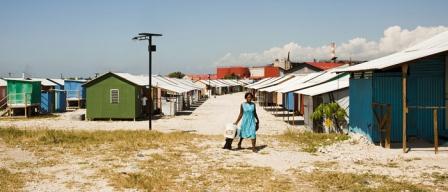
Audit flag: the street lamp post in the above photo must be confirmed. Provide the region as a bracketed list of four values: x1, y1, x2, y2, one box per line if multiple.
[208, 74, 211, 97]
[132, 33, 162, 131]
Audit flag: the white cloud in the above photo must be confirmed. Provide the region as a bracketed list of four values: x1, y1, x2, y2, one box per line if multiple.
[214, 26, 448, 66]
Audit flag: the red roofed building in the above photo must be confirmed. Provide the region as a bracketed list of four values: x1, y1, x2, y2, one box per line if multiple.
[249, 65, 280, 79]
[185, 74, 217, 81]
[304, 62, 344, 70]
[217, 66, 250, 79]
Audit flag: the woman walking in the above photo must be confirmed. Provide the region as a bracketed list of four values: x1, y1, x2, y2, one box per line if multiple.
[234, 92, 259, 152]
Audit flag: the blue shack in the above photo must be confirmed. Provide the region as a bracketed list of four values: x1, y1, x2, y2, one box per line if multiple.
[47, 79, 66, 113]
[64, 79, 87, 109]
[339, 31, 448, 149]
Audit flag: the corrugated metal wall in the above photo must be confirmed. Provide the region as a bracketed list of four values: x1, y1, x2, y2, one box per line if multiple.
[65, 80, 86, 99]
[349, 78, 375, 141]
[285, 92, 295, 110]
[54, 90, 66, 112]
[303, 95, 313, 130]
[372, 72, 403, 142]
[407, 56, 445, 141]
[41, 91, 54, 114]
[6, 80, 41, 106]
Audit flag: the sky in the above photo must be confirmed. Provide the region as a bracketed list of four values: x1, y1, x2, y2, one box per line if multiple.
[1, 0, 448, 78]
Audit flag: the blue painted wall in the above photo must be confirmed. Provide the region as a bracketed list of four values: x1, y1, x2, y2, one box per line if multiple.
[285, 92, 295, 111]
[349, 78, 375, 141]
[54, 90, 66, 112]
[350, 55, 446, 142]
[372, 72, 403, 142]
[65, 80, 86, 99]
[40, 91, 54, 114]
[407, 56, 445, 141]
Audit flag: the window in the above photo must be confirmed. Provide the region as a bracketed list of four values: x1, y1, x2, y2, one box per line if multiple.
[110, 89, 119, 104]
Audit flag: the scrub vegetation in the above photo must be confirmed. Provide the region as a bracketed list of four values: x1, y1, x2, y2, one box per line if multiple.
[0, 127, 444, 191]
[277, 128, 350, 153]
[294, 171, 434, 192]
[0, 168, 25, 192]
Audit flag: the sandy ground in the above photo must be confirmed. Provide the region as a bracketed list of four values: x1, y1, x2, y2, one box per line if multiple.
[1, 92, 448, 191]
[0, 92, 291, 135]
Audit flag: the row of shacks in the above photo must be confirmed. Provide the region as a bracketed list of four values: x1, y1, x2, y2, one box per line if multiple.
[0, 72, 250, 119]
[246, 31, 448, 152]
[82, 72, 250, 120]
[246, 67, 349, 132]
[0, 78, 86, 116]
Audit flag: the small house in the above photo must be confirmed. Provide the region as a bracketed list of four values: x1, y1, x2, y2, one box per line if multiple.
[338, 31, 448, 147]
[47, 79, 67, 113]
[32, 78, 62, 114]
[65, 79, 87, 109]
[84, 73, 149, 120]
[5, 79, 41, 116]
[0, 79, 7, 110]
[296, 74, 349, 132]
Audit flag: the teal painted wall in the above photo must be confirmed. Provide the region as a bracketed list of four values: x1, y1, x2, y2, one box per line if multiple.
[407, 56, 445, 141]
[349, 78, 375, 141]
[372, 72, 403, 142]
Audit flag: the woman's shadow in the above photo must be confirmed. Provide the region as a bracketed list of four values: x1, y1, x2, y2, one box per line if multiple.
[232, 144, 268, 152]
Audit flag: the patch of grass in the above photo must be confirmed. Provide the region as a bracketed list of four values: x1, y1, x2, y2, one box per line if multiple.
[296, 171, 433, 192]
[103, 149, 191, 191]
[0, 127, 202, 154]
[0, 168, 25, 192]
[431, 172, 448, 184]
[386, 162, 399, 168]
[276, 129, 349, 153]
[313, 161, 338, 169]
[404, 157, 422, 162]
[211, 166, 293, 191]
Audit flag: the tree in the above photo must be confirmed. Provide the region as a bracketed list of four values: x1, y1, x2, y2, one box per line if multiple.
[167, 72, 185, 79]
[311, 102, 347, 133]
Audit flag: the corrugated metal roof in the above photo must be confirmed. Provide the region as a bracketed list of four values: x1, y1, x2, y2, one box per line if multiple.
[169, 78, 203, 90]
[277, 72, 325, 93]
[115, 73, 149, 86]
[201, 80, 229, 88]
[245, 78, 272, 88]
[249, 76, 286, 89]
[337, 30, 448, 72]
[4, 77, 55, 86]
[152, 75, 191, 93]
[115, 73, 193, 93]
[31, 78, 57, 86]
[4, 78, 41, 82]
[255, 75, 296, 91]
[48, 79, 65, 86]
[295, 75, 349, 96]
[259, 74, 307, 92]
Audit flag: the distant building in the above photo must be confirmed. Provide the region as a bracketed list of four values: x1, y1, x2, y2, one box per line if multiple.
[273, 52, 293, 71]
[185, 74, 218, 81]
[216, 66, 250, 79]
[249, 65, 280, 79]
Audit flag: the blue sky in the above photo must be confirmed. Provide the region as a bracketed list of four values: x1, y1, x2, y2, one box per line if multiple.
[1, 0, 448, 78]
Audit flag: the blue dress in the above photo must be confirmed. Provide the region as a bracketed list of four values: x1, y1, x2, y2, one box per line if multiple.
[240, 102, 256, 139]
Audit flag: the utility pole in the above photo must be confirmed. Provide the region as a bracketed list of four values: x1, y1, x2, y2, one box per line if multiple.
[132, 33, 162, 130]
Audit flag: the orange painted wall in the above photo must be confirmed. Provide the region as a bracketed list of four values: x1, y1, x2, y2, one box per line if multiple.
[264, 66, 280, 77]
[217, 67, 250, 79]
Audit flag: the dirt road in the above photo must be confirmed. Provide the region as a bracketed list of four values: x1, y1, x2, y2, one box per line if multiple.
[1, 92, 448, 191]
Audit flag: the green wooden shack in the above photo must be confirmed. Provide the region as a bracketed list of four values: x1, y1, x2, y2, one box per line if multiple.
[84, 72, 148, 120]
[5, 79, 42, 116]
